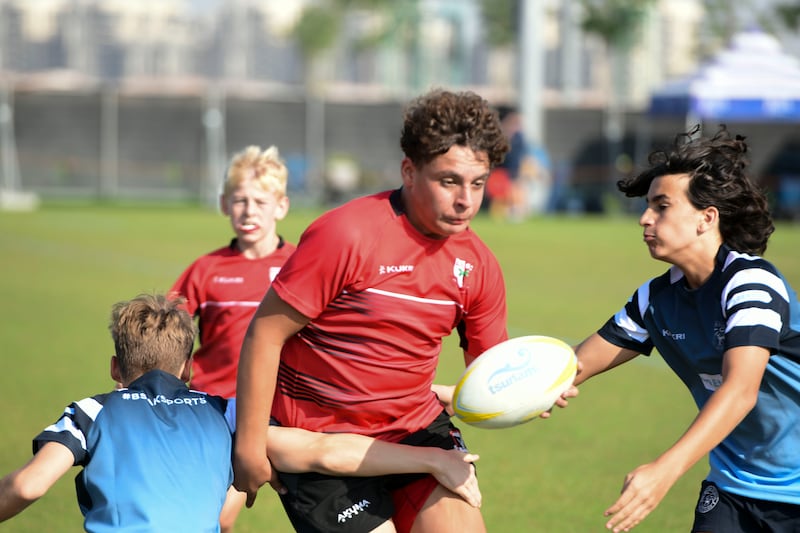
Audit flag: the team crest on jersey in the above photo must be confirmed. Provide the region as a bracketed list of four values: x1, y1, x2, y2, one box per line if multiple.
[453, 258, 473, 288]
[697, 484, 719, 514]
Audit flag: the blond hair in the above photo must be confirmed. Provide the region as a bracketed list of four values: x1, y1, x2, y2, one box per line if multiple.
[109, 294, 196, 382]
[222, 145, 288, 198]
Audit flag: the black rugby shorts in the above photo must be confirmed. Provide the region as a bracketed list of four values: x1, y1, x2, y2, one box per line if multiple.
[276, 411, 469, 533]
[692, 480, 800, 533]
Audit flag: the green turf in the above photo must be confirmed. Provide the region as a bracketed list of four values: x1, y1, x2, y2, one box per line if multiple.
[0, 203, 797, 532]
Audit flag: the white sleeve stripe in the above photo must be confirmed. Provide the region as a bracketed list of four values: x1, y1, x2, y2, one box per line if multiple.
[726, 308, 783, 333]
[615, 309, 650, 343]
[609, 281, 651, 344]
[724, 269, 789, 304]
[728, 289, 772, 309]
[43, 417, 88, 450]
[75, 397, 103, 420]
[41, 397, 103, 452]
[636, 282, 651, 319]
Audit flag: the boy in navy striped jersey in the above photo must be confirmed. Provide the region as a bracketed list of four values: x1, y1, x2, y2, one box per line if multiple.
[573, 126, 800, 533]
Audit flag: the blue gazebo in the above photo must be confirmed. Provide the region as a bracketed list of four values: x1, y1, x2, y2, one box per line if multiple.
[649, 30, 800, 124]
[647, 30, 800, 218]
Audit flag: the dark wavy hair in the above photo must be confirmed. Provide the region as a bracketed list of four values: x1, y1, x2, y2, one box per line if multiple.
[400, 89, 509, 167]
[618, 125, 775, 255]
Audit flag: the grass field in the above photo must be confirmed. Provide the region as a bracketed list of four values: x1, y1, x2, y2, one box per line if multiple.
[1, 202, 798, 532]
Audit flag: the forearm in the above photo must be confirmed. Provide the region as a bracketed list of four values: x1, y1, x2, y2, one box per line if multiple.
[270, 429, 470, 476]
[267, 418, 481, 506]
[234, 289, 310, 502]
[654, 380, 757, 477]
[311, 436, 451, 476]
[236, 290, 304, 459]
[233, 324, 282, 501]
[272, 432, 402, 475]
[311, 437, 481, 506]
[0, 444, 73, 522]
[654, 347, 765, 477]
[235, 326, 278, 460]
[573, 334, 638, 386]
[0, 469, 36, 522]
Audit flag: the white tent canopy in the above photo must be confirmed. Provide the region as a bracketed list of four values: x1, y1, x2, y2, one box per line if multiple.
[649, 30, 800, 122]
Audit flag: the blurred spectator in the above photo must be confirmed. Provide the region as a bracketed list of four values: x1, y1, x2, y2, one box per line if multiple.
[486, 106, 552, 220]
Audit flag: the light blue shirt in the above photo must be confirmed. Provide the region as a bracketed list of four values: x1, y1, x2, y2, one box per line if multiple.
[34, 370, 234, 532]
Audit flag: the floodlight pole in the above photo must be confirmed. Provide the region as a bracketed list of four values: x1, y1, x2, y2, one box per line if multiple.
[0, 81, 20, 191]
[99, 82, 119, 199]
[203, 84, 227, 209]
[519, 0, 545, 147]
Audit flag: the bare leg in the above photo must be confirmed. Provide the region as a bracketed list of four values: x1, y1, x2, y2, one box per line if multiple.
[369, 519, 398, 532]
[410, 484, 486, 533]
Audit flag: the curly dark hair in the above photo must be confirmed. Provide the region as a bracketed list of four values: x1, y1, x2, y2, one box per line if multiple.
[400, 89, 510, 167]
[618, 125, 775, 255]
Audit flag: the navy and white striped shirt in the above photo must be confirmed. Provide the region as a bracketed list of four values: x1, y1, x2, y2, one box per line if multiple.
[599, 244, 800, 504]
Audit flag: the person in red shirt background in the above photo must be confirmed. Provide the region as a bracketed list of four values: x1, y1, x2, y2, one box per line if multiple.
[171, 144, 295, 531]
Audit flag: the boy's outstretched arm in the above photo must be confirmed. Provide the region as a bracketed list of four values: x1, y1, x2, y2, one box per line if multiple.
[603, 346, 769, 533]
[573, 333, 640, 386]
[540, 333, 638, 417]
[0, 442, 73, 522]
[269, 428, 482, 508]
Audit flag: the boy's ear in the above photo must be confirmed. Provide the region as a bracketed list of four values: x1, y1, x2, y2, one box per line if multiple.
[400, 157, 416, 188]
[110, 355, 123, 383]
[180, 359, 192, 383]
[219, 194, 229, 216]
[698, 205, 720, 235]
[275, 195, 290, 221]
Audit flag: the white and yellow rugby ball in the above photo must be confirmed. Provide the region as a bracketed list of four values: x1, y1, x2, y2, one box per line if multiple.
[453, 335, 577, 429]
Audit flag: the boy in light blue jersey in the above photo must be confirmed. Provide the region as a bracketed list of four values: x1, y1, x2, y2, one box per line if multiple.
[572, 126, 800, 533]
[0, 293, 481, 532]
[0, 293, 234, 532]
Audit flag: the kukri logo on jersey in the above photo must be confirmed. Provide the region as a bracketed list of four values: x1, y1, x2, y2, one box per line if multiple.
[453, 258, 473, 288]
[378, 264, 414, 275]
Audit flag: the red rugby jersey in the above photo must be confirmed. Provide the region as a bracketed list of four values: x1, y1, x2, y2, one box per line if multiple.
[172, 239, 296, 398]
[272, 190, 508, 441]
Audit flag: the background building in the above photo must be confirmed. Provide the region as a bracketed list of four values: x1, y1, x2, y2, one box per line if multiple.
[1, 0, 798, 215]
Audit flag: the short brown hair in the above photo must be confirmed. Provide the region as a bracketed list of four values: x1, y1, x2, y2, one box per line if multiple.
[400, 89, 509, 167]
[109, 294, 196, 381]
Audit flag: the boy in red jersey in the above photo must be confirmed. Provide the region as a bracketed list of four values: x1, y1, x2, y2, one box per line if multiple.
[171, 144, 295, 531]
[234, 89, 511, 532]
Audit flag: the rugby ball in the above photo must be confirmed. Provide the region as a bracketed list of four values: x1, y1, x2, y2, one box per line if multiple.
[453, 335, 577, 429]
